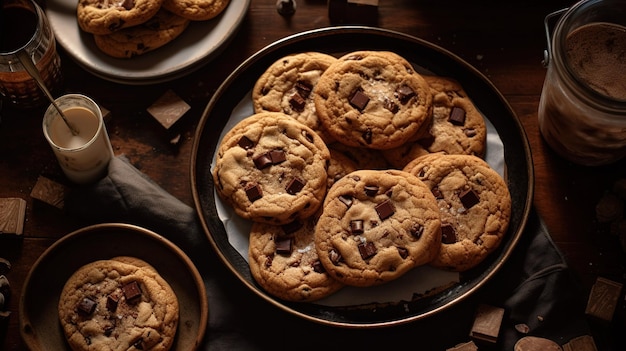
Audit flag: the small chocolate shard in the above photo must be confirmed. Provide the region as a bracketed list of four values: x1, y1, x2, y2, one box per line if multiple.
[77, 297, 97, 316]
[245, 183, 263, 202]
[253, 153, 273, 169]
[329, 249, 342, 265]
[460, 189, 480, 209]
[350, 89, 370, 111]
[362, 129, 373, 144]
[448, 107, 466, 126]
[339, 195, 353, 208]
[364, 185, 379, 196]
[106, 293, 120, 312]
[122, 281, 142, 301]
[397, 247, 409, 259]
[358, 241, 377, 259]
[411, 223, 424, 239]
[312, 260, 325, 273]
[295, 81, 312, 98]
[350, 220, 364, 234]
[383, 97, 399, 113]
[275, 237, 293, 255]
[289, 92, 306, 111]
[442, 224, 456, 244]
[432, 186, 443, 199]
[396, 84, 416, 103]
[238, 136, 255, 150]
[375, 199, 395, 220]
[286, 177, 305, 194]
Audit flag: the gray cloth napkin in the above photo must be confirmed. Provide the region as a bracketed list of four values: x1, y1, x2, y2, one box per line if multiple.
[66, 155, 593, 351]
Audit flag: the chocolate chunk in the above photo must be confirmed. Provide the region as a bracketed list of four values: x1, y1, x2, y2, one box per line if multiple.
[383, 97, 399, 113]
[253, 153, 273, 169]
[397, 247, 409, 259]
[460, 189, 480, 209]
[77, 297, 97, 316]
[411, 223, 424, 239]
[286, 177, 305, 194]
[432, 186, 443, 199]
[448, 107, 466, 126]
[362, 128, 372, 144]
[396, 85, 415, 103]
[358, 241, 377, 259]
[238, 136, 255, 150]
[282, 220, 303, 234]
[289, 92, 306, 112]
[364, 185, 379, 196]
[122, 281, 142, 301]
[375, 200, 395, 220]
[295, 81, 312, 98]
[106, 293, 120, 312]
[275, 237, 292, 255]
[269, 149, 286, 164]
[349, 89, 370, 111]
[329, 249, 342, 265]
[442, 224, 457, 244]
[104, 325, 115, 337]
[350, 220, 364, 234]
[312, 260, 325, 273]
[339, 195, 353, 208]
[245, 183, 263, 202]
[122, 0, 134, 10]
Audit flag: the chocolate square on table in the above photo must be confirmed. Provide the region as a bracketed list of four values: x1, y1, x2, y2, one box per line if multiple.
[30, 176, 67, 210]
[469, 304, 504, 343]
[0, 198, 26, 236]
[147, 89, 190, 129]
[585, 276, 623, 322]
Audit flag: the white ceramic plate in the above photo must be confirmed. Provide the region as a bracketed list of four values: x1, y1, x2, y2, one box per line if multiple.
[45, 0, 250, 85]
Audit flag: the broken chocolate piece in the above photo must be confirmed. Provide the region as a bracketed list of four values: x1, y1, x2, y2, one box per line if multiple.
[269, 150, 286, 164]
[329, 249, 342, 265]
[286, 177, 305, 194]
[362, 128, 373, 144]
[245, 183, 263, 202]
[350, 89, 370, 111]
[339, 195, 353, 208]
[295, 80, 312, 98]
[396, 84, 415, 103]
[312, 260, 325, 273]
[106, 293, 120, 312]
[448, 107, 466, 126]
[364, 185, 379, 196]
[122, 281, 142, 301]
[442, 224, 456, 244]
[253, 153, 273, 169]
[410, 223, 424, 239]
[238, 136, 255, 150]
[350, 220, 364, 234]
[397, 247, 409, 259]
[289, 92, 306, 111]
[77, 297, 97, 316]
[375, 199, 395, 220]
[432, 186, 443, 199]
[275, 237, 293, 255]
[460, 189, 480, 209]
[358, 241, 377, 259]
[383, 97, 399, 113]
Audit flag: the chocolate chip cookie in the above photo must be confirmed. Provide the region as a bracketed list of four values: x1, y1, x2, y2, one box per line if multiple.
[313, 51, 433, 150]
[405, 154, 511, 272]
[163, 0, 230, 21]
[248, 215, 344, 302]
[213, 112, 330, 225]
[58, 257, 179, 351]
[77, 0, 165, 35]
[93, 9, 190, 58]
[253, 52, 338, 143]
[315, 169, 442, 287]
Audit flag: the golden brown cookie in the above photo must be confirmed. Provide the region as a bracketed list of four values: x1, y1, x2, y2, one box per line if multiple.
[77, 0, 165, 35]
[213, 112, 330, 225]
[405, 154, 511, 272]
[315, 169, 442, 287]
[93, 9, 190, 58]
[58, 257, 179, 351]
[163, 0, 230, 21]
[252, 52, 338, 144]
[313, 51, 433, 150]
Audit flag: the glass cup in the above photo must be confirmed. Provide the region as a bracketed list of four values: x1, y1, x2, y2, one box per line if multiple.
[43, 94, 114, 184]
[0, 0, 63, 109]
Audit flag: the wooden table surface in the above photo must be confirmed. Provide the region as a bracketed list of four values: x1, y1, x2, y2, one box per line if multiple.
[1, 0, 625, 350]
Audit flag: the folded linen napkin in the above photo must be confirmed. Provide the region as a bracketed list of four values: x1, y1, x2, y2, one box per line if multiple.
[66, 155, 593, 350]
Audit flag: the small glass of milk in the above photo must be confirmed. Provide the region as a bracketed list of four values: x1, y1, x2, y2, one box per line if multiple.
[42, 94, 114, 184]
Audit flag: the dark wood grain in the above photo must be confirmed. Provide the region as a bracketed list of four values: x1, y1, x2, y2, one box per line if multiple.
[1, 1, 625, 350]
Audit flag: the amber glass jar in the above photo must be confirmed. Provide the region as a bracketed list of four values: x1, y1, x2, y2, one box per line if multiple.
[538, 0, 626, 166]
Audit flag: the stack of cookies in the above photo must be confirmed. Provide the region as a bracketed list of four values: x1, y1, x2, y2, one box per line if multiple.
[76, 0, 231, 58]
[58, 257, 179, 351]
[213, 50, 512, 302]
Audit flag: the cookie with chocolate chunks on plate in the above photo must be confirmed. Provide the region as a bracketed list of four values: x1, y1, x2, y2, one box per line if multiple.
[313, 50, 433, 150]
[315, 169, 441, 287]
[404, 154, 511, 272]
[382, 75, 487, 169]
[77, 0, 165, 35]
[58, 257, 179, 351]
[252, 52, 338, 144]
[213, 112, 330, 225]
[248, 214, 344, 302]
